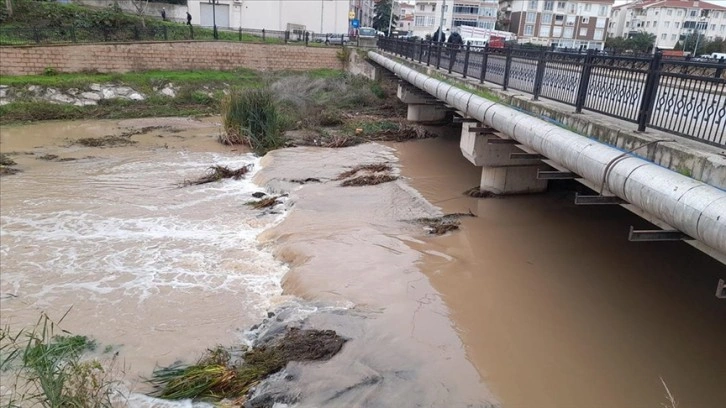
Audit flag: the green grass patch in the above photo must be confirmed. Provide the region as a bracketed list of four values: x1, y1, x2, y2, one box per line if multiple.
[221, 88, 286, 154]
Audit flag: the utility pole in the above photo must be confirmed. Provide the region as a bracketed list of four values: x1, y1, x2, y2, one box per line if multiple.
[211, 0, 218, 39]
[438, 0, 446, 41]
[387, 0, 396, 37]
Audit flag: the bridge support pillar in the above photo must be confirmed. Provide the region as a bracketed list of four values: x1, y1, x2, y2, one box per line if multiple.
[460, 121, 548, 195]
[397, 84, 447, 123]
[479, 165, 548, 195]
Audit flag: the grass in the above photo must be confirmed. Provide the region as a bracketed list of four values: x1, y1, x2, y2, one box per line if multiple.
[221, 89, 286, 154]
[148, 328, 345, 402]
[0, 311, 120, 408]
[181, 165, 252, 187]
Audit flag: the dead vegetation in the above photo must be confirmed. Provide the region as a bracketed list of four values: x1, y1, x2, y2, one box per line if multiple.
[412, 211, 477, 235]
[149, 328, 346, 403]
[336, 163, 398, 187]
[0, 153, 16, 166]
[246, 196, 283, 209]
[181, 165, 252, 187]
[37, 154, 76, 162]
[0, 166, 21, 176]
[0, 153, 20, 176]
[463, 186, 498, 198]
[75, 135, 137, 147]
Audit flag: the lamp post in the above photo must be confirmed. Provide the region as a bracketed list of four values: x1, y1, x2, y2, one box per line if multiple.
[387, 0, 395, 37]
[321, 0, 324, 34]
[693, 16, 706, 56]
[209, 0, 218, 39]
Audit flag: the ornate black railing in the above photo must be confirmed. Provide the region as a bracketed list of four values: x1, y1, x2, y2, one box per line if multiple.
[378, 38, 726, 147]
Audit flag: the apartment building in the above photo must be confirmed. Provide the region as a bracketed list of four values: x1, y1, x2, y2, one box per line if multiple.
[412, 1, 499, 37]
[499, 0, 514, 31]
[398, 2, 416, 33]
[509, 0, 614, 50]
[187, 0, 351, 34]
[609, 0, 726, 50]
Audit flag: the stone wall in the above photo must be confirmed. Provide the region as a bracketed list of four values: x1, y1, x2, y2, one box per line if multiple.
[0, 42, 343, 76]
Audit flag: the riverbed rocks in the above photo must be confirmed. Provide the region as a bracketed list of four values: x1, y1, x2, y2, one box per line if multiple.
[0, 83, 150, 107]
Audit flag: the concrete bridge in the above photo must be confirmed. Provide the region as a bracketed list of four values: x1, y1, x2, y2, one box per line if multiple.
[363, 50, 726, 298]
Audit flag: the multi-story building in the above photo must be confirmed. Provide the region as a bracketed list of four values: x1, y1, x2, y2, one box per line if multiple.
[398, 2, 417, 33]
[352, 0, 376, 28]
[509, 0, 614, 50]
[412, 1, 499, 37]
[186, 0, 351, 34]
[608, 0, 726, 51]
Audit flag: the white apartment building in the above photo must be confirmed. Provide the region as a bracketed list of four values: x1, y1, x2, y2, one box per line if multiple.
[608, 0, 726, 51]
[187, 0, 353, 34]
[412, 1, 499, 38]
[509, 0, 614, 49]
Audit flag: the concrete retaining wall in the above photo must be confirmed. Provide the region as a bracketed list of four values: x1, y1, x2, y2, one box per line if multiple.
[0, 42, 343, 75]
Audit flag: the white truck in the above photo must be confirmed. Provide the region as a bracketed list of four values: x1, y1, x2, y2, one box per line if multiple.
[455, 26, 517, 46]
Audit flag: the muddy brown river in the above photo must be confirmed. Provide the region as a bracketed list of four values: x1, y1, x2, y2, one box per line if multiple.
[1, 118, 724, 407]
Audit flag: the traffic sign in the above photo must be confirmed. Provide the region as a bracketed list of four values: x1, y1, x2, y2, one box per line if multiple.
[351, 19, 360, 28]
[349, 11, 356, 20]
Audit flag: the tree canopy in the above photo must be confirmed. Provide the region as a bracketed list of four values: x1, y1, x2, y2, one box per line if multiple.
[605, 32, 655, 53]
[372, 0, 398, 36]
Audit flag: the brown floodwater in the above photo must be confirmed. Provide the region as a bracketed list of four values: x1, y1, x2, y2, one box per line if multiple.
[2, 117, 724, 407]
[393, 131, 726, 408]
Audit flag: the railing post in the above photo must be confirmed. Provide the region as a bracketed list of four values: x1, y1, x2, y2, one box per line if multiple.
[503, 46, 513, 91]
[133, 25, 140, 41]
[239, 27, 242, 41]
[262, 28, 265, 41]
[479, 44, 489, 83]
[532, 50, 547, 101]
[190, 24, 194, 40]
[448, 44, 456, 74]
[575, 49, 596, 113]
[33, 27, 40, 44]
[163, 26, 168, 41]
[462, 43, 471, 78]
[715, 57, 724, 79]
[636, 51, 663, 132]
[285, 30, 289, 43]
[418, 38, 424, 63]
[436, 43, 442, 70]
[426, 40, 432, 66]
[341, 34, 345, 46]
[70, 25, 77, 43]
[305, 32, 309, 46]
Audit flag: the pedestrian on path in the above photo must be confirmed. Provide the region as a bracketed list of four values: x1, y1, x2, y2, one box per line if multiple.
[161, 8, 167, 21]
[186, 11, 192, 25]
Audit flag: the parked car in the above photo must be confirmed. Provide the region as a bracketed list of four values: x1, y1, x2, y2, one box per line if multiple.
[358, 27, 377, 38]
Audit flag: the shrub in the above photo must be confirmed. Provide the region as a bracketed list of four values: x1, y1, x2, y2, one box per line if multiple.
[221, 89, 285, 154]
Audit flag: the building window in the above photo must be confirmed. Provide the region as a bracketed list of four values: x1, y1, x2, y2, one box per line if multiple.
[625, 22, 629, 28]
[598, 5, 607, 17]
[540, 25, 551, 37]
[529, 0, 538, 10]
[553, 26, 563, 37]
[653, 21, 657, 28]
[432, 4, 436, 12]
[582, 17, 589, 24]
[454, 20, 478, 27]
[477, 21, 495, 29]
[554, 14, 564, 24]
[415, 16, 426, 26]
[453, 5, 478, 15]
[667, 9, 672, 16]
[594, 29, 604, 40]
[584, 4, 592, 12]
[721, 24, 726, 32]
[427, 16, 436, 26]
[557, 1, 565, 10]
[671, 34, 677, 40]
[714, 12, 720, 19]
[675, 22, 680, 28]
[664, 21, 670, 28]
[418, 4, 425, 12]
[690, 10, 697, 17]
[542, 13, 552, 24]
[526, 12, 536, 23]
[677, 10, 683, 16]
[568, 3, 576, 14]
[579, 27, 588, 36]
[646, 21, 650, 28]
[596, 18, 605, 28]
[564, 27, 573, 38]
[444, 5, 448, 12]
[661, 33, 667, 40]
[524, 25, 534, 36]
[480, 7, 497, 17]
[544, 1, 554, 12]
[566, 15, 575, 26]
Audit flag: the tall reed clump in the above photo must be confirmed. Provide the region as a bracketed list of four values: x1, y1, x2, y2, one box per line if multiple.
[0, 312, 120, 407]
[220, 88, 286, 154]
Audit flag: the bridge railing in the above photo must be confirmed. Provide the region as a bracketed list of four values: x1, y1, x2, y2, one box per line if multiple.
[378, 38, 725, 147]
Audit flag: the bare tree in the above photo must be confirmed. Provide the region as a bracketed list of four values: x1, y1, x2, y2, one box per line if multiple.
[130, 0, 149, 28]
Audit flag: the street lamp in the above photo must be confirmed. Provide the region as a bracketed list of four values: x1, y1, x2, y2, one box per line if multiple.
[693, 16, 706, 56]
[208, 0, 218, 40]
